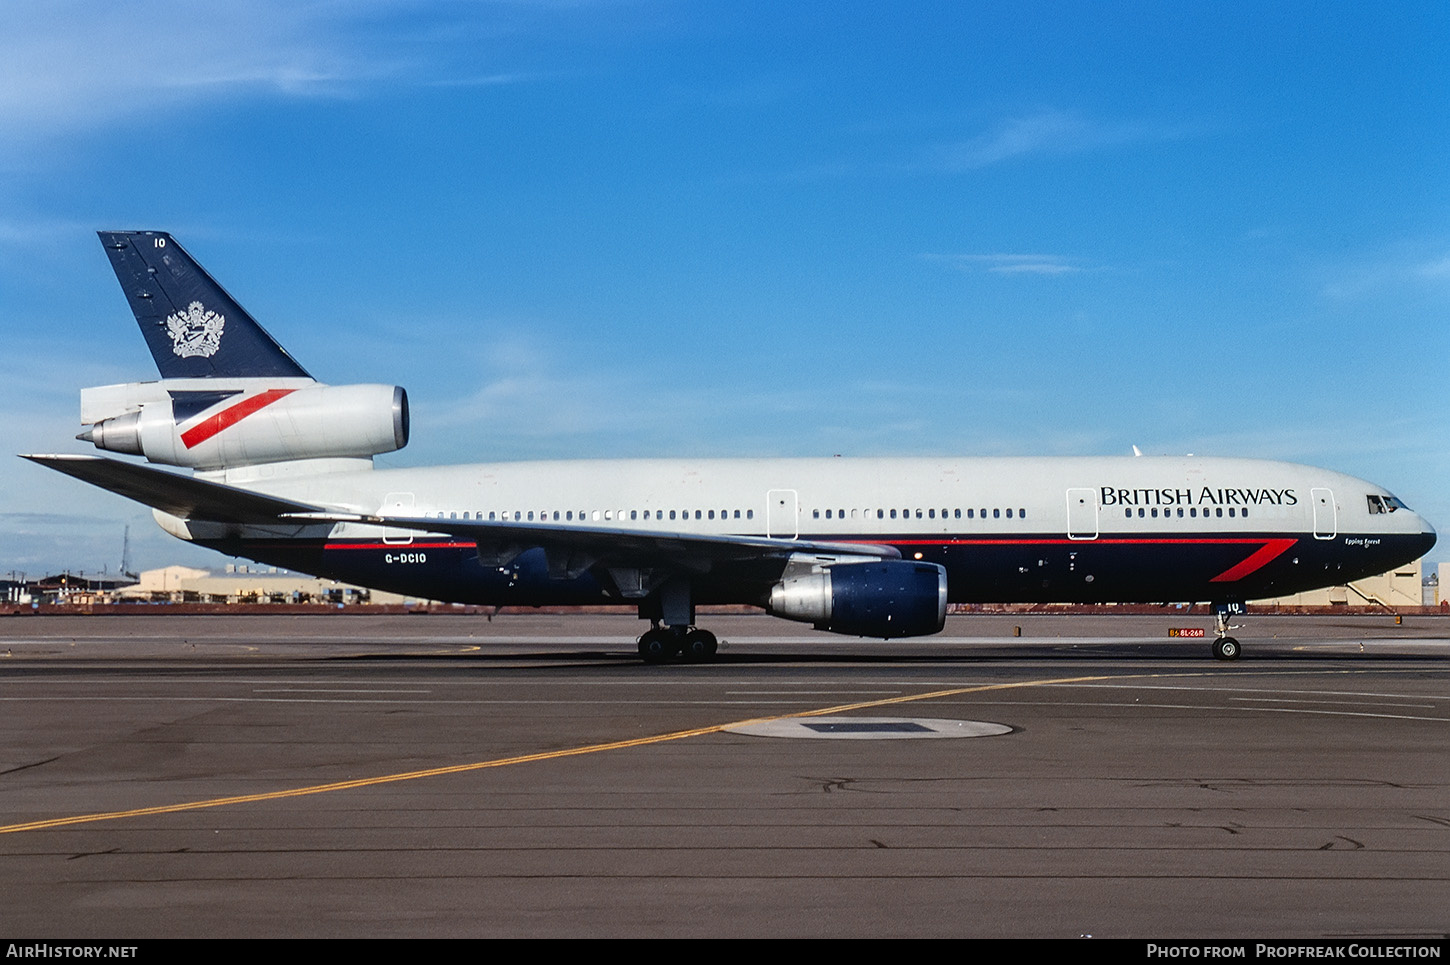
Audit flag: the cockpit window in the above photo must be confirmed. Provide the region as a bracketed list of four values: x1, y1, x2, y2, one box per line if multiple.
[1367, 494, 1408, 514]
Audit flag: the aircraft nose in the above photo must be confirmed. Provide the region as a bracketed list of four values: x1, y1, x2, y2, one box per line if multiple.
[1415, 515, 1437, 554]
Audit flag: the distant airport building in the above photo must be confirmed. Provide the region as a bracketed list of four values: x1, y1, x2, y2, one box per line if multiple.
[110, 565, 397, 605]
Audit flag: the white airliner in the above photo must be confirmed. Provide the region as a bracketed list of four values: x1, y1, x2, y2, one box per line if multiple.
[24, 231, 1437, 661]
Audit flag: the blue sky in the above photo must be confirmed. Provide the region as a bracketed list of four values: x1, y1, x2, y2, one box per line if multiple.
[1, 0, 1446, 577]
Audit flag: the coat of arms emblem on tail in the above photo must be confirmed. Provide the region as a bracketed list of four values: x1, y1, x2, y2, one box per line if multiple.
[165, 302, 225, 358]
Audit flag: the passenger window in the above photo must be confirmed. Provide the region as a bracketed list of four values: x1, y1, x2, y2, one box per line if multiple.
[993, 508, 1001, 519]
[1006, 508, 1013, 519]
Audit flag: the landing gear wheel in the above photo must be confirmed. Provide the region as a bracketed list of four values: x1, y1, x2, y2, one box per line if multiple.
[682, 629, 718, 662]
[1212, 636, 1240, 661]
[638, 628, 676, 664]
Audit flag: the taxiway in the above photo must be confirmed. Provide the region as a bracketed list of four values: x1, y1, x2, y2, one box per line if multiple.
[0, 612, 1446, 938]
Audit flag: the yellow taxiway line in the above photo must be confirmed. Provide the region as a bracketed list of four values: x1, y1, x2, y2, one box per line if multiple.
[0, 673, 1120, 835]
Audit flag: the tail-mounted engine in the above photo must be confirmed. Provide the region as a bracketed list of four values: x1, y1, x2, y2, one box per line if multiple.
[79, 379, 409, 470]
[767, 558, 948, 639]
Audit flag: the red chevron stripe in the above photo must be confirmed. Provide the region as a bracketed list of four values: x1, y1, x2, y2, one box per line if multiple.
[180, 388, 295, 449]
[1209, 538, 1297, 582]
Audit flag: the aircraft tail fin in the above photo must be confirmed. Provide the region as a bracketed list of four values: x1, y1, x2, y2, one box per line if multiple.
[97, 230, 312, 379]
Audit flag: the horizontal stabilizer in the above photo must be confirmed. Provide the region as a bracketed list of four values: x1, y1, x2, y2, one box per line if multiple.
[21, 454, 323, 524]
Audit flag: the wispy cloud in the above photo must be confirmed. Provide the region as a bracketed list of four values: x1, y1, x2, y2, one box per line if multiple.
[1321, 247, 1450, 300]
[423, 73, 540, 89]
[0, 3, 378, 133]
[0, 1, 542, 153]
[1412, 255, 1450, 280]
[933, 109, 1191, 171]
[922, 252, 1084, 276]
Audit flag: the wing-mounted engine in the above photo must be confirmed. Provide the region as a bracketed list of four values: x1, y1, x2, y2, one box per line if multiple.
[767, 556, 948, 639]
[78, 378, 409, 471]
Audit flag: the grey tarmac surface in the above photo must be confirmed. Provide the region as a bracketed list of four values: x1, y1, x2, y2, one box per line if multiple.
[0, 611, 1447, 939]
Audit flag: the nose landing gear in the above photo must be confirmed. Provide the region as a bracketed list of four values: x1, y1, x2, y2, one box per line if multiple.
[1211, 602, 1244, 660]
[1211, 635, 1240, 660]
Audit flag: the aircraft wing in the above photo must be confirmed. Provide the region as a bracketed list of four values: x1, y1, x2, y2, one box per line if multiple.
[20, 454, 323, 524]
[22, 454, 901, 567]
[287, 511, 902, 569]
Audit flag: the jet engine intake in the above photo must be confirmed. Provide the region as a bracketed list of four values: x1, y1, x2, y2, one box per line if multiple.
[768, 559, 948, 638]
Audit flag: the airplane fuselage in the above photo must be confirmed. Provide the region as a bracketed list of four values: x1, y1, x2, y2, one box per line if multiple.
[183, 455, 1434, 612]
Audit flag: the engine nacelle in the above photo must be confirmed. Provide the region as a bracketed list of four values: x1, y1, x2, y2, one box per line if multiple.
[81, 381, 408, 470]
[768, 559, 948, 639]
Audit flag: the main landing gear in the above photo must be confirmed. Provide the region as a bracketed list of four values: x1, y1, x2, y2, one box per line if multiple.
[1211, 602, 1243, 661]
[636, 577, 719, 663]
[637, 626, 719, 663]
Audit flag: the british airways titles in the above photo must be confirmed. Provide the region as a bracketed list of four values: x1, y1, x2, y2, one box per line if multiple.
[1099, 486, 1300, 508]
